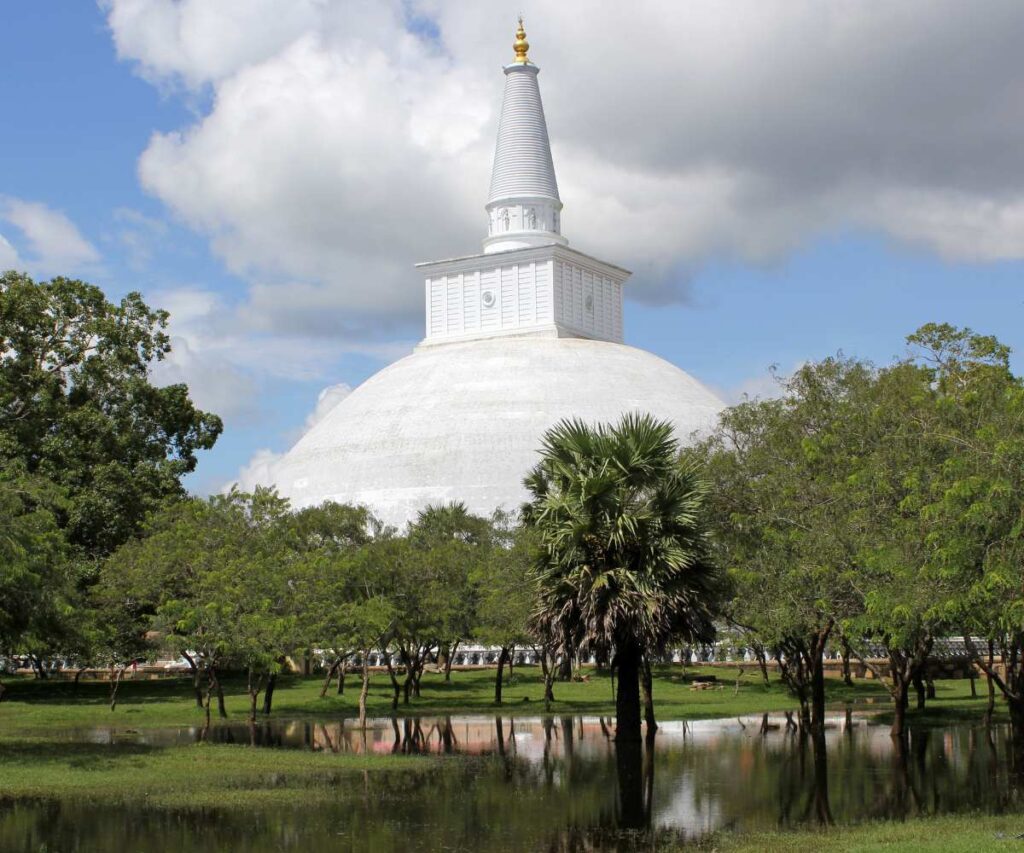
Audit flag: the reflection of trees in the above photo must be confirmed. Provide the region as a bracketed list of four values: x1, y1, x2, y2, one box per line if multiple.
[43, 714, 1024, 850]
[810, 730, 833, 826]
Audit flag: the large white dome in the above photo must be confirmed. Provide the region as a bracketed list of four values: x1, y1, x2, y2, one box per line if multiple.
[272, 336, 724, 527]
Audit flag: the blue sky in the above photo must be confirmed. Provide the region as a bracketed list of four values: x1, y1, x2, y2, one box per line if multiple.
[3, 3, 1022, 494]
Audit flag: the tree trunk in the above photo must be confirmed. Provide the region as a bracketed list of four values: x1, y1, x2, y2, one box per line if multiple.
[912, 670, 926, 710]
[320, 658, 340, 698]
[558, 645, 573, 681]
[202, 680, 212, 739]
[536, 645, 556, 708]
[358, 652, 370, 729]
[755, 645, 770, 688]
[809, 626, 832, 735]
[109, 664, 126, 711]
[31, 655, 48, 680]
[841, 639, 853, 687]
[247, 668, 265, 724]
[445, 641, 459, 682]
[181, 652, 204, 709]
[0, 678, 5, 703]
[399, 646, 415, 705]
[494, 646, 508, 705]
[210, 667, 227, 719]
[337, 658, 347, 695]
[615, 639, 642, 742]
[412, 647, 427, 698]
[262, 673, 276, 715]
[383, 650, 400, 711]
[640, 655, 657, 734]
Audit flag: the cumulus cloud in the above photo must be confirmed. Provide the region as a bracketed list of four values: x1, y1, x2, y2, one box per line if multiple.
[147, 284, 364, 421]
[106, 0, 1024, 330]
[0, 233, 20, 270]
[1, 197, 100, 273]
[233, 448, 285, 494]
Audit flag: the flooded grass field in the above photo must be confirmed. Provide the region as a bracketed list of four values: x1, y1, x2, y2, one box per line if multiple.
[4, 711, 1024, 851]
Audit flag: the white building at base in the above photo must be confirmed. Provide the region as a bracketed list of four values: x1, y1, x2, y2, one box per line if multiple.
[271, 21, 724, 527]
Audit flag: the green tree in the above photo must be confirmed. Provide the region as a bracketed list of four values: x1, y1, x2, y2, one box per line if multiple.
[289, 501, 376, 696]
[523, 413, 720, 742]
[409, 503, 487, 682]
[473, 517, 536, 705]
[906, 325, 1024, 749]
[0, 272, 221, 556]
[832, 357, 950, 736]
[695, 359, 870, 734]
[0, 464, 69, 699]
[100, 488, 297, 722]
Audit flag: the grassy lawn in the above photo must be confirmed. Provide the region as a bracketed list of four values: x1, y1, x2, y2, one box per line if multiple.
[0, 662, 1000, 733]
[699, 814, 1024, 852]
[0, 663, 942, 731]
[0, 733, 426, 808]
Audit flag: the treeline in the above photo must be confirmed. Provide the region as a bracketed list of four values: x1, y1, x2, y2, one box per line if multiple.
[694, 323, 1024, 739]
[4, 272, 1024, 746]
[96, 496, 539, 726]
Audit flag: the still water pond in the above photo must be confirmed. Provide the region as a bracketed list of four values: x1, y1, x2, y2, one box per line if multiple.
[5, 711, 1024, 851]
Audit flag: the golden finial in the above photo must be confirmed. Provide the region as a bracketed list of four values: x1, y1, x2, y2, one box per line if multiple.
[513, 17, 530, 64]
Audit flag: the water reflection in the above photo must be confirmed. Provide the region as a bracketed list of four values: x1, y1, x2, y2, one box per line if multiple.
[9, 712, 1024, 851]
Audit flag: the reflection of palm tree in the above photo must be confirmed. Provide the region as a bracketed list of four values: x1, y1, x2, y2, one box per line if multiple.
[524, 414, 719, 743]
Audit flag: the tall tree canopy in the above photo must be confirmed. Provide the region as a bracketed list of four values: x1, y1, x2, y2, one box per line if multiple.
[0, 464, 70, 694]
[0, 272, 222, 555]
[523, 413, 720, 742]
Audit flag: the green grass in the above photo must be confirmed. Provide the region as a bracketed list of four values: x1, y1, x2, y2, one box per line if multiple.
[698, 813, 1024, 852]
[0, 733, 426, 808]
[0, 663, 920, 732]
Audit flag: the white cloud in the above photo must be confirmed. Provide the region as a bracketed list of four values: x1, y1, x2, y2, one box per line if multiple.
[105, 0, 1024, 333]
[1, 197, 100, 273]
[146, 288, 256, 420]
[233, 448, 285, 493]
[0, 233, 20, 270]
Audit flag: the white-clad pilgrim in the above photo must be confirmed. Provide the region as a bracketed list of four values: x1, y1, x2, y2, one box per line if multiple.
[271, 21, 724, 527]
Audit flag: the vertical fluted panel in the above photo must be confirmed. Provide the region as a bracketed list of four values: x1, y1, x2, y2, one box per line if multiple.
[488, 65, 560, 204]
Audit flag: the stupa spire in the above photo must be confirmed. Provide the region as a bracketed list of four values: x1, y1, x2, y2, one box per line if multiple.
[512, 17, 530, 64]
[483, 20, 567, 254]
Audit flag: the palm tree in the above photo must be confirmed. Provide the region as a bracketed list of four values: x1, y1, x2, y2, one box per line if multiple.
[523, 412, 720, 742]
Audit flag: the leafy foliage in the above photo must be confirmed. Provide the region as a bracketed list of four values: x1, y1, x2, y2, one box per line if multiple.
[0, 272, 222, 555]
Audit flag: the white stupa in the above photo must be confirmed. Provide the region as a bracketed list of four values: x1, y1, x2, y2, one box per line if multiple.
[272, 21, 724, 526]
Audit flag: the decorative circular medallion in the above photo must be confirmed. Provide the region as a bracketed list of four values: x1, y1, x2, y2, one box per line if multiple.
[585, 294, 594, 312]
[482, 290, 496, 308]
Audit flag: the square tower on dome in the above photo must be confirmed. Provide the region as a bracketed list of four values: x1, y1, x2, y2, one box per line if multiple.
[415, 19, 631, 349]
[417, 245, 629, 346]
